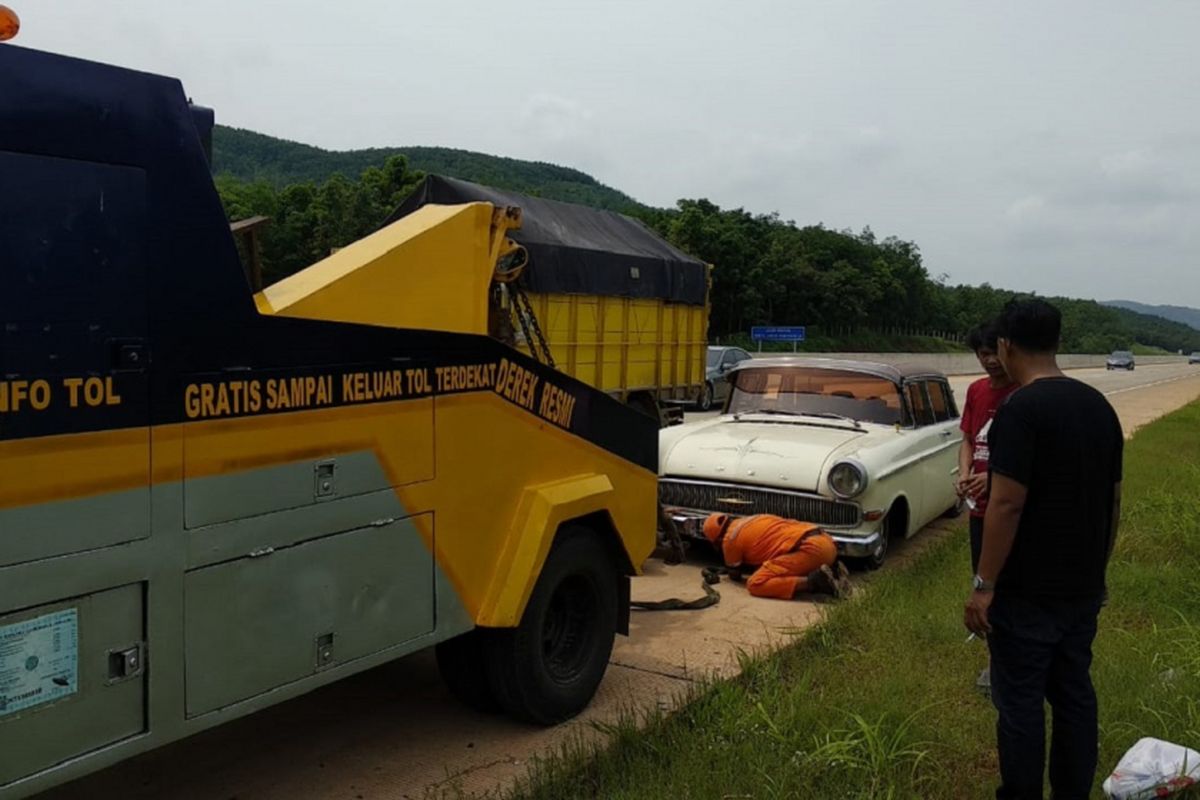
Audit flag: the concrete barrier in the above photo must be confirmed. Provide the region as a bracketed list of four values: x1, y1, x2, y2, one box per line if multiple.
[750, 352, 1187, 376]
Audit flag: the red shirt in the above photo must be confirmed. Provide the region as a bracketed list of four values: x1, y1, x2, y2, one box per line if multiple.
[960, 377, 1018, 517]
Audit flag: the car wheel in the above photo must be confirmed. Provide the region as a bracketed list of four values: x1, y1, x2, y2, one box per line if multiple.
[482, 529, 619, 725]
[942, 496, 965, 518]
[847, 513, 893, 572]
[696, 381, 715, 412]
[864, 520, 889, 570]
[435, 629, 500, 713]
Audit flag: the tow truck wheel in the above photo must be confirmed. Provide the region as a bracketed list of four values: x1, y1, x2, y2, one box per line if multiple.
[483, 529, 619, 725]
[435, 630, 500, 713]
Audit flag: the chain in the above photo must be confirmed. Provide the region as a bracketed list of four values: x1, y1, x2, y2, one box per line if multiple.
[510, 280, 556, 369]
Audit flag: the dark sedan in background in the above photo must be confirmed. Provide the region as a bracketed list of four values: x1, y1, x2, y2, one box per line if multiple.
[1106, 350, 1136, 370]
[697, 346, 754, 410]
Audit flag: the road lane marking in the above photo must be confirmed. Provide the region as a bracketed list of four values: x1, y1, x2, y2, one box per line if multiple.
[1104, 373, 1199, 396]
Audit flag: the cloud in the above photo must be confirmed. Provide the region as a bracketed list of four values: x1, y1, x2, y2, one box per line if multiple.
[1005, 194, 1047, 219]
[997, 140, 1200, 252]
[519, 93, 594, 144]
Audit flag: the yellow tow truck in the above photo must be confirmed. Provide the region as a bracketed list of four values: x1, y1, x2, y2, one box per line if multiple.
[0, 37, 657, 798]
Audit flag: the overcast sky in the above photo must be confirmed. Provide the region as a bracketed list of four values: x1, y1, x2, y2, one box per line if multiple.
[18, 0, 1200, 307]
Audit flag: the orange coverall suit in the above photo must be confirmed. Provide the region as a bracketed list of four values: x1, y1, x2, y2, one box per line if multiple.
[722, 515, 838, 599]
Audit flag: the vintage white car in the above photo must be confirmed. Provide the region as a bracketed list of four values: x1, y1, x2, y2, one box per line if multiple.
[659, 357, 963, 568]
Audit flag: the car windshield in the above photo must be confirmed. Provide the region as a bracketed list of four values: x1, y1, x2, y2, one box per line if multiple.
[707, 349, 722, 368]
[1112, 351, 1133, 358]
[727, 367, 904, 425]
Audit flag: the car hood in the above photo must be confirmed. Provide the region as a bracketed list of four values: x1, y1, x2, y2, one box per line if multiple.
[660, 417, 869, 492]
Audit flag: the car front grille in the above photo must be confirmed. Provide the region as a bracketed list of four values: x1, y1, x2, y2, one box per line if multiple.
[659, 479, 861, 528]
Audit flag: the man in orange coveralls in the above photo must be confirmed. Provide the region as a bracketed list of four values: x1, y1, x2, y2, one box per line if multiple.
[703, 513, 852, 599]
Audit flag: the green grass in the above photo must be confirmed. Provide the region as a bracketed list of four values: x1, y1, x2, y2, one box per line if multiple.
[470, 401, 1200, 800]
[1131, 343, 1174, 356]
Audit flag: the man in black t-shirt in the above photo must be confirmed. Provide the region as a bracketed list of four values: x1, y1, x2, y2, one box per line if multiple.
[964, 299, 1123, 800]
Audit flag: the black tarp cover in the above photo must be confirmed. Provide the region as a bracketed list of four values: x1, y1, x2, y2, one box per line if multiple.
[387, 175, 708, 306]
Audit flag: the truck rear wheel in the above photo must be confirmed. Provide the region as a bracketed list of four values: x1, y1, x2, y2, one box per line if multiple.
[482, 529, 619, 725]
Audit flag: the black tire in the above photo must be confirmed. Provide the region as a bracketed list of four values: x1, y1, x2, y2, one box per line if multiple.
[942, 496, 965, 518]
[864, 519, 889, 570]
[482, 529, 619, 725]
[435, 630, 500, 713]
[856, 507, 900, 571]
[696, 381, 715, 412]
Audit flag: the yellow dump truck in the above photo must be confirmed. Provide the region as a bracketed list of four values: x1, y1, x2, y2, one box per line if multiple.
[0, 44, 657, 798]
[391, 177, 710, 423]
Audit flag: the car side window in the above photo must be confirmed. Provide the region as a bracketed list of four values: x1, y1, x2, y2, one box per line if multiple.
[735, 350, 752, 363]
[927, 380, 956, 422]
[906, 382, 936, 427]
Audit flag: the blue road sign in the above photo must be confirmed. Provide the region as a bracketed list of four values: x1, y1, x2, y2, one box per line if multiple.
[751, 326, 806, 342]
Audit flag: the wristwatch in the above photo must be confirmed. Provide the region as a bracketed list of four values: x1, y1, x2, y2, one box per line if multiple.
[972, 575, 994, 592]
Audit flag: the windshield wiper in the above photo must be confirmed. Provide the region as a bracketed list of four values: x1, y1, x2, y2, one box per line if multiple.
[735, 408, 802, 417]
[734, 409, 864, 429]
[798, 412, 864, 429]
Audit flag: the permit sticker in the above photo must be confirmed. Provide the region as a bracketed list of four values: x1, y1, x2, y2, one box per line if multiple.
[0, 608, 79, 717]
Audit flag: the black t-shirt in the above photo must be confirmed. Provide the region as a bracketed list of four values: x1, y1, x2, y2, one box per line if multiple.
[988, 377, 1123, 600]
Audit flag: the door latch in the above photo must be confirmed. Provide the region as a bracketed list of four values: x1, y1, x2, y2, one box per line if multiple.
[314, 460, 336, 499]
[111, 339, 149, 371]
[107, 642, 146, 684]
[314, 632, 335, 671]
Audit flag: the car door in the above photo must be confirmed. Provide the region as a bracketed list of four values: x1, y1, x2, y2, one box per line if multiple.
[718, 349, 753, 402]
[924, 379, 962, 518]
[714, 349, 739, 402]
[902, 380, 953, 527]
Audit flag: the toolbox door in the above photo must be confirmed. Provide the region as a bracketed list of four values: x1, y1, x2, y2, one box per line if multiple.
[183, 512, 434, 716]
[0, 584, 147, 788]
[0, 152, 152, 567]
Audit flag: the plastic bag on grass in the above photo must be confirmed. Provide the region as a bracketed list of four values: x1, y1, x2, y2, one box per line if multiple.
[1103, 737, 1200, 799]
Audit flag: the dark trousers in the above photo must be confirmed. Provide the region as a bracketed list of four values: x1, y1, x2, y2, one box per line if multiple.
[987, 592, 1103, 800]
[969, 515, 984, 574]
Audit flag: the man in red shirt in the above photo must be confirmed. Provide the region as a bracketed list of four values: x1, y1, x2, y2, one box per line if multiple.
[957, 321, 1017, 692]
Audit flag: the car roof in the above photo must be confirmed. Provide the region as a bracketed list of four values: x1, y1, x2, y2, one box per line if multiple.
[729, 356, 945, 383]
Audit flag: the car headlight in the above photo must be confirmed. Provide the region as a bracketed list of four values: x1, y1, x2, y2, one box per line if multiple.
[828, 460, 868, 499]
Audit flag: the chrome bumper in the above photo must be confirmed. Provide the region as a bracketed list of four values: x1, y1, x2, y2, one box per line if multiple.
[665, 508, 882, 558]
[829, 530, 883, 557]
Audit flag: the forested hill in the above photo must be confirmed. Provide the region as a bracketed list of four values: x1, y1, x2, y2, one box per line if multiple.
[212, 126, 641, 212]
[1104, 300, 1200, 332]
[212, 127, 1200, 355]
